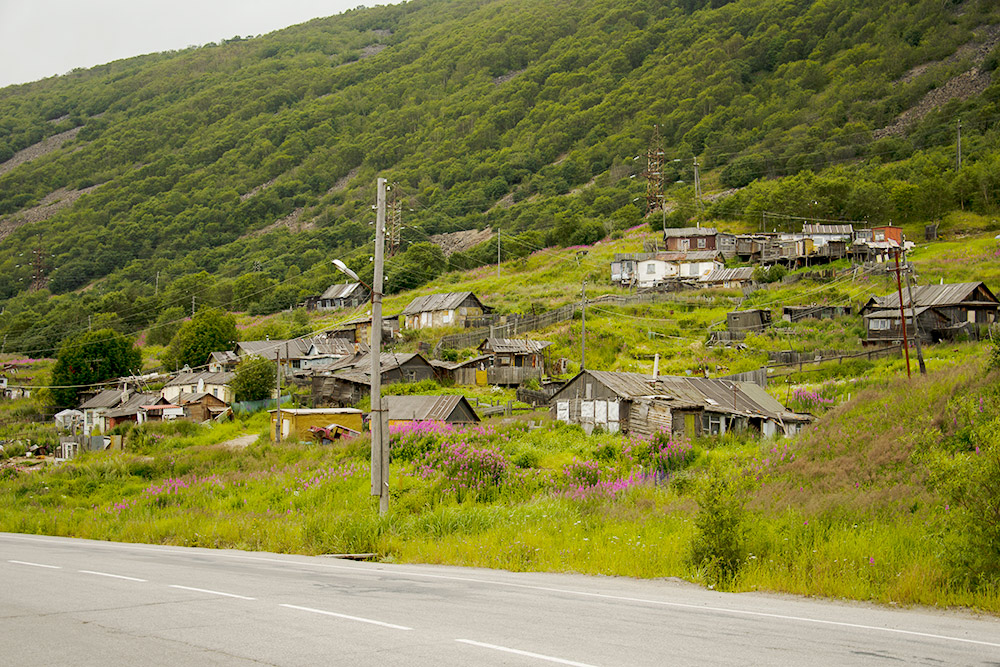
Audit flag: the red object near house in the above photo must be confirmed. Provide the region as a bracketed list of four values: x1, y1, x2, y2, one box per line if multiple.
[872, 226, 903, 245]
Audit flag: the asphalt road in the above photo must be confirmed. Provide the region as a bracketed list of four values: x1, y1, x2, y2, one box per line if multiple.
[2, 532, 998, 666]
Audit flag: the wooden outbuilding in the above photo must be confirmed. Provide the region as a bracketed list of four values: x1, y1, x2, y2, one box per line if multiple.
[269, 408, 364, 441]
[401, 292, 489, 330]
[860, 281, 999, 344]
[386, 395, 480, 426]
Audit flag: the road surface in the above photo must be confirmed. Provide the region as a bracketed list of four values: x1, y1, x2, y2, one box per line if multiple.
[1, 532, 997, 666]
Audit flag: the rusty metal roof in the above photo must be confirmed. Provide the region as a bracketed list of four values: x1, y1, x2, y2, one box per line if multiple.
[386, 394, 480, 422]
[663, 227, 717, 237]
[79, 389, 127, 410]
[802, 224, 853, 235]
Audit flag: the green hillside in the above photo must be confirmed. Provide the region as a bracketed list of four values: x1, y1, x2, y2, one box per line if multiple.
[2, 0, 1000, 357]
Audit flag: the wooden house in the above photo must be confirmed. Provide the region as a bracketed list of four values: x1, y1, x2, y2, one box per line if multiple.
[431, 356, 491, 385]
[700, 267, 755, 289]
[269, 408, 364, 441]
[162, 371, 234, 405]
[861, 282, 999, 344]
[549, 370, 810, 438]
[207, 351, 240, 373]
[726, 309, 772, 333]
[636, 251, 724, 288]
[304, 282, 369, 311]
[401, 292, 489, 330]
[311, 353, 436, 407]
[104, 393, 162, 430]
[802, 224, 853, 248]
[79, 389, 129, 434]
[178, 392, 229, 422]
[325, 316, 399, 345]
[662, 227, 717, 252]
[386, 395, 480, 426]
[476, 337, 551, 386]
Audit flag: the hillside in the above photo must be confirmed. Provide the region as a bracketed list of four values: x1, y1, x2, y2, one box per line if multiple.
[1, 0, 1000, 356]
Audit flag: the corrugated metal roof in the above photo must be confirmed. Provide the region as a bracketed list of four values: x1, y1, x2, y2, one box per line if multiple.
[320, 282, 367, 300]
[79, 389, 127, 409]
[401, 292, 481, 315]
[802, 224, 853, 235]
[700, 267, 755, 283]
[482, 338, 552, 354]
[863, 306, 932, 319]
[663, 227, 717, 237]
[105, 393, 159, 418]
[874, 282, 996, 309]
[386, 395, 479, 422]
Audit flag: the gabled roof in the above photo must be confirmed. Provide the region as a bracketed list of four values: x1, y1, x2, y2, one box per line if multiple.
[164, 371, 234, 387]
[386, 394, 480, 423]
[870, 282, 999, 311]
[320, 282, 368, 300]
[321, 352, 432, 375]
[177, 391, 228, 405]
[208, 350, 240, 365]
[401, 292, 483, 315]
[308, 338, 358, 356]
[79, 389, 126, 410]
[480, 338, 552, 354]
[238, 338, 313, 359]
[663, 227, 717, 237]
[431, 355, 490, 371]
[700, 267, 755, 283]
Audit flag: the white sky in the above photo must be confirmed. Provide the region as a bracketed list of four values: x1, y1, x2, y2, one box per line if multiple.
[0, 1, 381, 88]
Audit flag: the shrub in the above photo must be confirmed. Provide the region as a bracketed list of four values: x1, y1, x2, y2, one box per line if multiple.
[690, 464, 753, 587]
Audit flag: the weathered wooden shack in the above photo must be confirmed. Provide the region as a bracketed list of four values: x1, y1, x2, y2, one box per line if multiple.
[270, 408, 364, 441]
[476, 337, 551, 386]
[304, 282, 370, 311]
[401, 292, 489, 330]
[548, 370, 810, 438]
[662, 227, 718, 252]
[700, 267, 755, 289]
[727, 309, 772, 333]
[311, 353, 436, 407]
[860, 282, 999, 344]
[782, 305, 852, 323]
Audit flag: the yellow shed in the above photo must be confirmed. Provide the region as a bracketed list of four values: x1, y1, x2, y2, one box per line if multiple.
[268, 408, 364, 441]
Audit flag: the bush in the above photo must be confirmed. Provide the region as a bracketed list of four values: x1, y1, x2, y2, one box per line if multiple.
[690, 464, 753, 587]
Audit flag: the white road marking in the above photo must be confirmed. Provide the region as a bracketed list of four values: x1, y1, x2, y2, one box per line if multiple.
[169, 585, 255, 600]
[6, 534, 999, 650]
[8, 559, 60, 569]
[456, 639, 598, 667]
[280, 604, 412, 630]
[79, 569, 146, 582]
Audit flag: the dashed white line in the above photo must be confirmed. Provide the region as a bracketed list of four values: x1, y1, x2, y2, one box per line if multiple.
[79, 570, 146, 582]
[8, 559, 60, 569]
[169, 585, 255, 600]
[456, 639, 598, 666]
[280, 604, 412, 630]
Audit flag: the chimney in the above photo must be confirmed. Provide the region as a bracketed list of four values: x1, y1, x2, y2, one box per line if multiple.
[653, 353, 659, 378]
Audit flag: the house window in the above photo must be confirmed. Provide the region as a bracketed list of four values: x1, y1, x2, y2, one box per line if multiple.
[646, 263, 656, 274]
[702, 413, 725, 435]
[697, 238, 706, 248]
[869, 319, 891, 330]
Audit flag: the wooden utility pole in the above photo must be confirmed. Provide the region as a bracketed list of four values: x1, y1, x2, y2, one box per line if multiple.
[957, 118, 962, 171]
[902, 249, 926, 375]
[371, 178, 389, 516]
[581, 280, 587, 370]
[497, 224, 501, 279]
[275, 349, 282, 445]
[893, 249, 911, 379]
[693, 157, 703, 226]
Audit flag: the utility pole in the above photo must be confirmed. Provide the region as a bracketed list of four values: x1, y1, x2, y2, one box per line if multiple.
[154, 271, 159, 296]
[371, 177, 389, 516]
[191, 295, 196, 317]
[693, 157, 703, 227]
[893, 249, 912, 379]
[902, 249, 926, 375]
[387, 183, 402, 256]
[275, 349, 282, 445]
[581, 280, 587, 371]
[497, 224, 501, 279]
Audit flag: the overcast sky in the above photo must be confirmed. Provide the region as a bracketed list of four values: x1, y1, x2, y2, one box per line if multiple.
[0, 1, 383, 88]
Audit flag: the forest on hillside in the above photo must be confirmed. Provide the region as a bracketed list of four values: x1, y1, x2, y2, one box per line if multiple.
[2, 0, 1000, 356]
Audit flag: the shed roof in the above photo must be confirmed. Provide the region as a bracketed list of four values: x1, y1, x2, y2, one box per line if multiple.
[401, 292, 483, 315]
[386, 395, 480, 422]
[700, 267, 755, 283]
[105, 393, 159, 419]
